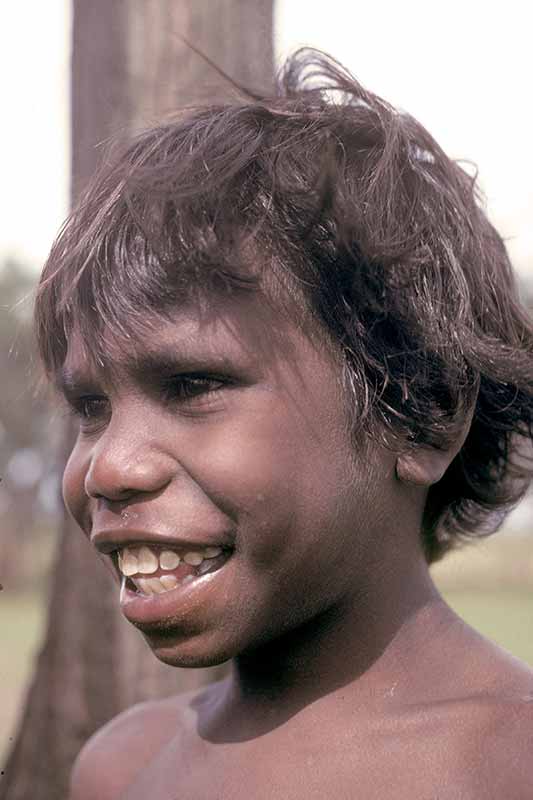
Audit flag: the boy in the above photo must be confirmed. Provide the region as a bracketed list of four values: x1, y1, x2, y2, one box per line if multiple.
[36, 51, 533, 799]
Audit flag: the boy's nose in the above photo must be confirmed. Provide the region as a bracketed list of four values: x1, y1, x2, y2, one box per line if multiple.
[83, 429, 175, 503]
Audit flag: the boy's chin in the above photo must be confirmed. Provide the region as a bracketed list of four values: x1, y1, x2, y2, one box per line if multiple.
[141, 633, 234, 670]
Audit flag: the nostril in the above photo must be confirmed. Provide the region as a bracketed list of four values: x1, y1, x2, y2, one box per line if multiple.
[81, 427, 177, 504]
[84, 455, 173, 502]
[84, 476, 136, 503]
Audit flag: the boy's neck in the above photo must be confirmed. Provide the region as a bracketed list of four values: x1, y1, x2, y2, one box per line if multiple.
[201, 552, 448, 742]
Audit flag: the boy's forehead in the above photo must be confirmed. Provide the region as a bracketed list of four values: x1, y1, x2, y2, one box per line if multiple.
[59, 292, 320, 387]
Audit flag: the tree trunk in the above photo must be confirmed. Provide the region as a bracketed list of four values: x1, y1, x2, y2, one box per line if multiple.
[0, 3, 273, 798]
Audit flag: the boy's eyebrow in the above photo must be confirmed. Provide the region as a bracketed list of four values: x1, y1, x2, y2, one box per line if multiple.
[129, 346, 238, 381]
[56, 341, 245, 394]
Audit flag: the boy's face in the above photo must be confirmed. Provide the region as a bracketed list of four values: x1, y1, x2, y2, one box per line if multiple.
[61, 291, 396, 667]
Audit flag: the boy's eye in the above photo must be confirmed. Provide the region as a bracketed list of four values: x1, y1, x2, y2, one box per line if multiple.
[65, 374, 230, 431]
[164, 375, 227, 405]
[70, 395, 110, 429]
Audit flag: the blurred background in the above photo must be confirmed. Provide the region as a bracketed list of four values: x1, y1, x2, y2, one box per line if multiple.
[1, 0, 532, 792]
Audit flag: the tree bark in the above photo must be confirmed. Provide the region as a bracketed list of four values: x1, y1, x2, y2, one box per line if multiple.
[0, 3, 273, 798]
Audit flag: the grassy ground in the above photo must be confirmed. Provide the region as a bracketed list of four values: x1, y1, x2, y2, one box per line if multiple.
[1, 591, 47, 764]
[441, 588, 533, 665]
[1, 536, 532, 763]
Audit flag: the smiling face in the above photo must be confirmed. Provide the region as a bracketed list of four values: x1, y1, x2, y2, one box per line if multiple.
[60, 291, 399, 668]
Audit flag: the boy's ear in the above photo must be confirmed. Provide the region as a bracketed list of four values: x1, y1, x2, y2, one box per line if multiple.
[395, 402, 476, 487]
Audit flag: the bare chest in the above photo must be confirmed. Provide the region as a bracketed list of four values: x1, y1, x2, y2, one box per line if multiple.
[118, 725, 483, 800]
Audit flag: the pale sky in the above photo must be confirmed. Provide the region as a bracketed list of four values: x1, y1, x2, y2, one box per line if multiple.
[1, 1, 532, 276]
[0, 1, 71, 270]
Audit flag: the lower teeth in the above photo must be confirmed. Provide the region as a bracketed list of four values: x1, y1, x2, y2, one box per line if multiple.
[132, 571, 204, 596]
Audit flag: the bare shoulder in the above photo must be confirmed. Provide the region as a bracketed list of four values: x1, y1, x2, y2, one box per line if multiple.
[486, 654, 533, 794]
[407, 611, 533, 797]
[68, 689, 197, 800]
[470, 690, 533, 799]
[444, 625, 533, 798]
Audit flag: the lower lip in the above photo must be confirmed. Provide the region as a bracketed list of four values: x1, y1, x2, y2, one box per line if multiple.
[119, 558, 231, 628]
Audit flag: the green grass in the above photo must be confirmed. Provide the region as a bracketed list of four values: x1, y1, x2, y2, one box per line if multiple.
[442, 587, 533, 665]
[0, 591, 47, 764]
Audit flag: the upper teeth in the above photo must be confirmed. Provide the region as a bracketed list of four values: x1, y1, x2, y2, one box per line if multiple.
[118, 545, 222, 577]
[137, 546, 158, 574]
[159, 550, 181, 570]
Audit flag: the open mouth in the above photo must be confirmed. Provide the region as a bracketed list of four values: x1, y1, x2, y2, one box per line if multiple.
[113, 543, 232, 599]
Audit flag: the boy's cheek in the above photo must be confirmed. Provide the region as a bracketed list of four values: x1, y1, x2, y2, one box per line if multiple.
[187, 427, 344, 563]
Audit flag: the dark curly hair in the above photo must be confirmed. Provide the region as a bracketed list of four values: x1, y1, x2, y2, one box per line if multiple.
[35, 50, 533, 563]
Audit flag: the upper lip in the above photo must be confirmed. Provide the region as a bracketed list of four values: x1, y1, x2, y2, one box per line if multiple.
[91, 528, 234, 555]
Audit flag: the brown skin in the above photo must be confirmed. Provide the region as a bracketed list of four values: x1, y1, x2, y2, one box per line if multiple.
[63, 293, 533, 800]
